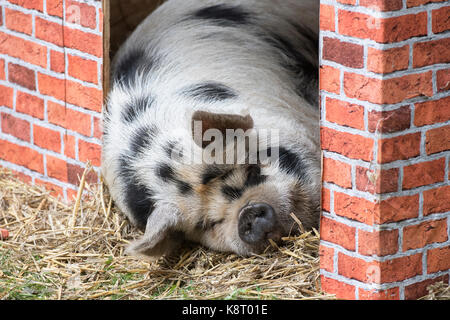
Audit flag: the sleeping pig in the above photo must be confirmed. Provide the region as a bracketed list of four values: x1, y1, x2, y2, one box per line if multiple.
[102, 0, 321, 258]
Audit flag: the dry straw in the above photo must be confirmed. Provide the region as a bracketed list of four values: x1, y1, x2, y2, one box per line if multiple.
[0, 168, 447, 300]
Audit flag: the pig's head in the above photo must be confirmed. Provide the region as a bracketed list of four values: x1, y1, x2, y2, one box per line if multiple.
[126, 111, 320, 258]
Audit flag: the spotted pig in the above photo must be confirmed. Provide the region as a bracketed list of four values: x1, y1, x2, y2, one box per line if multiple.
[102, 0, 321, 258]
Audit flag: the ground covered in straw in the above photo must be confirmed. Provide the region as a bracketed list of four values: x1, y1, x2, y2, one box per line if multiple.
[0, 168, 448, 300]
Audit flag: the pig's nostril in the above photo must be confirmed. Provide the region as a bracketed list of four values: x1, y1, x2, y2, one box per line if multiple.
[238, 203, 277, 244]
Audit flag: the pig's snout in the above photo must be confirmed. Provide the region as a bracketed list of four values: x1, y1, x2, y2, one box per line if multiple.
[238, 203, 281, 245]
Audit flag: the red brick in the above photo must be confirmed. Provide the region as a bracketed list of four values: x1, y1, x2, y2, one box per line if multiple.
[358, 288, 400, 300]
[427, 246, 450, 273]
[338, 10, 427, 43]
[414, 38, 450, 68]
[344, 72, 433, 105]
[319, 245, 334, 273]
[368, 106, 411, 134]
[321, 127, 374, 161]
[389, 204, 420, 235]
[377, 194, 420, 224]
[67, 163, 98, 186]
[66, 0, 97, 29]
[35, 178, 64, 198]
[5, 8, 32, 35]
[93, 117, 103, 139]
[320, 65, 340, 94]
[379, 200, 405, 225]
[426, 125, 450, 155]
[47, 101, 92, 136]
[337, 0, 356, 4]
[433, 6, 450, 34]
[378, 254, 423, 282]
[407, 0, 447, 7]
[78, 139, 101, 167]
[16, 91, 44, 120]
[0, 85, 14, 109]
[0, 139, 44, 173]
[367, 45, 409, 74]
[437, 68, 450, 92]
[359, 0, 403, 11]
[66, 80, 103, 112]
[1, 113, 30, 142]
[33, 125, 61, 153]
[415, 96, 450, 127]
[64, 134, 76, 159]
[50, 50, 65, 73]
[356, 167, 399, 194]
[8, 0, 43, 12]
[63, 27, 103, 57]
[338, 253, 380, 283]
[334, 192, 377, 225]
[0, 32, 47, 67]
[322, 37, 364, 68]
[405, 275, 449, 300]
[68, 55, 98, 84]
[322, 188, 331, 213]
[46, 155, 68, 182]
[37, 73, 65, 101]
[377, 133, 421, 164]
[35, 17, 64, 46]
[320, 4, 335, 32]
[356, 166, 399, 194]
[320, 276, 356, 300]
[325, 98, 365, 130]
[358, 229, 399, 256]
[0, 59, 5, 80]
[323, 158, 352, 189]
[46, 0, 63, 17]
[403, 219, 448, 251]
[423, 186, 450, 216]
[403, 158, 446, 190]
[8, 63, 36, 91]
[320, 216, 356, 251]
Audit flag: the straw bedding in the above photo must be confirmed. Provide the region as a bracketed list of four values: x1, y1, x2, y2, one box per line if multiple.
[0, 168, 448, 300]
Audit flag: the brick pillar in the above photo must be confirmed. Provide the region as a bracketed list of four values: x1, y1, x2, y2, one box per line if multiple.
[0, 0, 104, 201]
[319, 0, 450, 300]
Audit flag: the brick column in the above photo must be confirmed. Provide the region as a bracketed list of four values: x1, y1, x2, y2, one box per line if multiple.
[319, 0, 450, 300]
[0, 0, 104, 201]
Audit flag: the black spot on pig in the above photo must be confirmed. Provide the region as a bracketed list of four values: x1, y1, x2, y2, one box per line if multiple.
[156, 163, 175, 182]
[278, 147, 308, 181]
[176, 180, 193, 195]
[130, 125, 158, 155]
[201, 166, 225, 185]
[191, 4, 252, 27]
[245, 165, 267, 187]
[113, 49, 158, 86]
[184, 82, 237, 102]
[122, 95, 155, 123]
[118, 155, 155, 230]
[263, 31, 318, 106]
[221, 185, 243, 201]
[156, 163, 193, 195]
[164, 140, 184, 161]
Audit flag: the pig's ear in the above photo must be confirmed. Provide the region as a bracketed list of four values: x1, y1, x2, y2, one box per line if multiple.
[125, 203, 182, 259]
[191, 111, 254, 148]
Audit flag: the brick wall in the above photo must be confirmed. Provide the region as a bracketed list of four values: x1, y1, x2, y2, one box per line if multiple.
[0, 0, 104, 201]
[319, 0, 450, 299]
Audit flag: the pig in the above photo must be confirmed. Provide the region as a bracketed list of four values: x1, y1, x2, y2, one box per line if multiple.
[102, 0, 321, 258]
